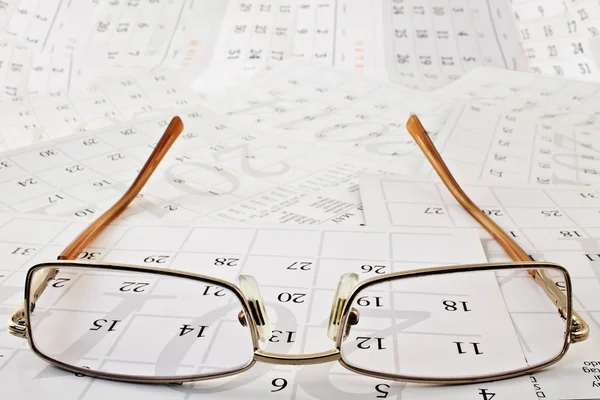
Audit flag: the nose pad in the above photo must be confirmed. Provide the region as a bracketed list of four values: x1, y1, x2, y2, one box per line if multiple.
[340, 307, 360, 341]
[327, 273, 359, 341]
[238, 275, 272, 343]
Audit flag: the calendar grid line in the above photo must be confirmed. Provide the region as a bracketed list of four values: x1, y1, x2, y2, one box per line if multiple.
[485, 0, 508, 68]
[382, 200, 600, 210]
[478, 112, 501, 181]
[471, 1, 490, 69]
[428, 3, 443, 82]
[291, 228, 326, 399]
[387, 229, 402, 375]
[363, 175, 600, 320]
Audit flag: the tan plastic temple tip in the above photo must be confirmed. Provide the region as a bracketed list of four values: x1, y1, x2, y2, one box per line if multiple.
[58, 116, 184, 261]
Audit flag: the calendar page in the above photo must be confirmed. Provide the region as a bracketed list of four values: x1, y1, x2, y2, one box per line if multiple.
[427, 102, 600, 187]
[359, 173, 600, 400]
[376, 0, 527, 91]
[198, 0, 528, 92]
[512, 0, 600, 79]
[11, 61, 600, 154]
[0, 94, 435, 224]
[7, 1, 600, 100]
[202, 61, 455, 152]
[1, 60, 458, 151]
[415, 83, 600, 187]
[0, 0, 105, 95]
[200, 62, 600, 191]
[202, 0, 600, 87]
[0, 71, 203, 151]
[0, 0, 229, 96]
[201, 0, 338, 88]
[435, 66, 600, 127]
[419, 103, 554, 186]
[66, 0, 229, 92]
[1, 61, 504, 225]
[6, 0, 600, 100]
[9, 61, 600, 178]
[0, 213, 545, 399]
[204, 62, 600, 138]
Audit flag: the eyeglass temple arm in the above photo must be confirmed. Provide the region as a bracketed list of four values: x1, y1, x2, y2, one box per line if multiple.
[406, 115, 589, 343]
[7, 117, 184, 339]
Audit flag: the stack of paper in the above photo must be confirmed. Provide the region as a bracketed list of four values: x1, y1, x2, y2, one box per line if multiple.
[0, 1, 599, 399]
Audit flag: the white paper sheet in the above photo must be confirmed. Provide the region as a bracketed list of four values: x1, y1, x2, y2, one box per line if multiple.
[67, 0, 230, 92]
[512, 0, 600, 79]
[359, 173, 600, 400]
[0, 213, 543, 399]
[1, 0, 105, 94]
[0, 98, 424, 224]
[377, 0, 528, 90]
[0, 71, 203, 150]
[0, 0, 229, 95]
[203, 61, 456, 157]
[419, 103, 554, 185]
[417, 98, 600, 187]
[435, 66, 600, 126]
[0, 2, 599, 398]
[5, 0, 600, 101]
[195, 0, 529, 91]
[0, 62, 493, 226]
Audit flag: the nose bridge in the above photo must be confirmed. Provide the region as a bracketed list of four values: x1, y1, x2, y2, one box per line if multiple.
[239, 273, 357, 365]
[253, 348, 341, 365]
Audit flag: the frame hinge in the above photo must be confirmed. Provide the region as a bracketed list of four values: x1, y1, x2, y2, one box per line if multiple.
[7, 305, 28, 339]
[570, 314, 590, 343]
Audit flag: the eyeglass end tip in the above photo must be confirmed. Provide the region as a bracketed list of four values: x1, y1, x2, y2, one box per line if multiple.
[406, 114, 427, 138]
[170, 116, 184, 132]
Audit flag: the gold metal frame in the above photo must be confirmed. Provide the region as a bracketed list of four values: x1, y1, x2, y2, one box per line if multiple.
[24, 261, 259, 384]
[7, 115, 589, 385]
[23, 260, 572, 385]
[337, 261, 573, 384]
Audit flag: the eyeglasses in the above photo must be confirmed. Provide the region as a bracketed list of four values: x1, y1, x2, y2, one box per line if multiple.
[7, 115, 589, 385]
